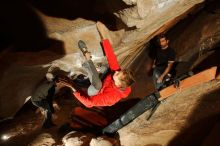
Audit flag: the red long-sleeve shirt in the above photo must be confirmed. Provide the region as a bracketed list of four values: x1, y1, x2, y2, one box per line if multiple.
[73, 39, 131, 107]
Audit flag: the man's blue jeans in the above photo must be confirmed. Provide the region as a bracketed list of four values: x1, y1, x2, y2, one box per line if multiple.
[152, 66, 169, 90]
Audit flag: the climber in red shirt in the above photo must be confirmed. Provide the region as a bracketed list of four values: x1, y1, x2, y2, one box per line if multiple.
[61, 23, 134, 108]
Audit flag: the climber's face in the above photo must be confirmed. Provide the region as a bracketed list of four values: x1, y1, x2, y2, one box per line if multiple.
[113, 71, 124, 88]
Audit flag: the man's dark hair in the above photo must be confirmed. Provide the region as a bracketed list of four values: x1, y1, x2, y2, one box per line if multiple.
[157, 33, 167, 42]
[157, 33, 167, 39]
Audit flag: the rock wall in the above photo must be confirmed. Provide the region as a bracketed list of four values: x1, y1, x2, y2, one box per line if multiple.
[119, 80, 220, 146]
[169, 7, 220, 70]
[0, 0, 206, 120]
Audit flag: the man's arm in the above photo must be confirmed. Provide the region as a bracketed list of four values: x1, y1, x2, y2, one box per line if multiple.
[73, 88, 131, 108]
[101, 39, 120, 71]
[157, 61, 174, 83]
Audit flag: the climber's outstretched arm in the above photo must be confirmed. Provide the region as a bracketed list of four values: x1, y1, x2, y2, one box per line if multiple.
[101, 39, 120, 71]
[96, 21, 120, 71]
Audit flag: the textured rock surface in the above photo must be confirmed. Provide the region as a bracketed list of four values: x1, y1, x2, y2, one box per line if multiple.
[115, 0, 205, 68]
[90, 137, 113, 146]
[29, 133, 55, 146]
[119, 80, 220, 146]
[0, 0, 214, 128]
[62, 131, 89, 146]
[0, 1, 220, 146]
[62, 131, 118, 146]
[168, 6, 220, 71]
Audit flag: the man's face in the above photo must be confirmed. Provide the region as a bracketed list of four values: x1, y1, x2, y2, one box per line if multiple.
[113, 71, 124, 88]
[159, 37, 169, 49]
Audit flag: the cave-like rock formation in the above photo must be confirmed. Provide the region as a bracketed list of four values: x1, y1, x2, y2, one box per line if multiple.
[0, 0, 220, 146]
[0, 0, 205, 120]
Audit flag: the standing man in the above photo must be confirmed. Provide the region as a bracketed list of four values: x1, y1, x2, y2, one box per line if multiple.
[150, 34, 176, 90]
